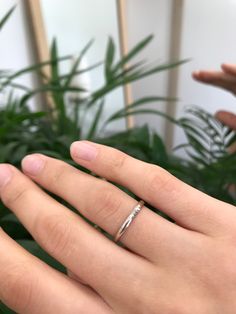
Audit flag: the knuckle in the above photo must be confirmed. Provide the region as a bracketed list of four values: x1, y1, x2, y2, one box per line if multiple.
[144, 165, 174, 198]
[90, 185, 122, 223]
[38, 214, 72, 258]
[1, 262, 35, 312]
[3, 186, 29, 208]
[107, 151, 127, 175]
[48, 162, 68, 187]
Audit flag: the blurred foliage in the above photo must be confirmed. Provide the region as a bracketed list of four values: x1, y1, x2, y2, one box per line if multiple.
[0, 6, 236, 313]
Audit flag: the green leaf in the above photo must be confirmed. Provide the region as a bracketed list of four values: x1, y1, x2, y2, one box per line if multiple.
[186, 151, 211, 167]
[107, 108, 179, 125]
[49, 38, 77, 133]
[151, 133, 168, 164]
[113, 35, 154, 73]
[59, 61, 102, 81]
[50, 38, 60, 82]
[86, 99, 105, 140]
[0, 142, 18, 162]
[7, 82, 31, 92]
[3, 56, 71, 86]
[185, 133, 210, 158]
[112, 60, 146, 81]
[0, 202, 11, 220]
[17, 240, 66, 273]
[63, 39, 94, 88]
[0, 6, 15, 30]
[173, 143, 190, 152]
[31, 150, 64, 159]
[91, 59, 188, 105]
[227, 132, 236, 147]
[105, 37, 116, 81]
[1, 214, 29, 240]
[105, 96, 177, 124]
[120, 59, 190, 84]
[0, 302, 15, 314]
[18, 86, 85, 108]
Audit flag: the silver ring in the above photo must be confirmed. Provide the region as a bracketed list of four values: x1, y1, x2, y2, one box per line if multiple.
[114, 200, 145, 242]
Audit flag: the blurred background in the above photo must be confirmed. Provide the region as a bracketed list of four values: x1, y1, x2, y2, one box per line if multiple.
[1, 5, 236, 309]
[1, 0, 236, 151]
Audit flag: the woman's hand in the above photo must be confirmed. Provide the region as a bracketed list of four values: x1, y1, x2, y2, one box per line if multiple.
[1, 141, 236, 313]
[193, 63, 236, 130]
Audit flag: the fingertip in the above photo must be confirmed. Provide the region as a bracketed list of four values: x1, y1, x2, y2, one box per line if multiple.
[215, 110, 236, 130]
[70, 141, 78, 157]
[192, 71, 200, 78]
[222, 63, 234, 68]
[214, 110, 224, 119]
[21, 154, 46, 176]
[0, 164, 13, 189]
[70, 141, 98, 162]
[221, 63, 230, 71]
[221, 63, 236, 73]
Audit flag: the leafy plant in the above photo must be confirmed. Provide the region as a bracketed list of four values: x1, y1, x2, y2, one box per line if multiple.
[177, 106, 236, 204]
[1, 6, 236, 312]
[0, 6, 236, 237]
[0, 7, 186, 261]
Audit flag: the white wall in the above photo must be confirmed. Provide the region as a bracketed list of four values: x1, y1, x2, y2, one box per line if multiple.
[0, 0, 37, 107]
[126, 0, 173, 136]
[0, 0, 34, 75]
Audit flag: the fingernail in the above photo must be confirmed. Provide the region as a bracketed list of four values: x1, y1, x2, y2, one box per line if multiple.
[70, 141, 98, 161]
[0, 165, 12, 188]
[22, 155, 45, 176]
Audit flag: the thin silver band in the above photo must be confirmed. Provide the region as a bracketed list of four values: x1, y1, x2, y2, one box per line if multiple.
[114, 200, 145, 243]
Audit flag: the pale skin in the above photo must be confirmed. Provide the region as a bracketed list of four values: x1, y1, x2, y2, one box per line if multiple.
[0, 65, 236, 313]
[0, 140, 235, 314]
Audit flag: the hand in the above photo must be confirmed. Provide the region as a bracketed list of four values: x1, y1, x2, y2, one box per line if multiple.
[1, 141, 236, 313]
[193, 64, 236, 130]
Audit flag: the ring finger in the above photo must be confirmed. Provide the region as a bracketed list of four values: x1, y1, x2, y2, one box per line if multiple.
[21, 152, 194, 262]
[0, 164, 150, 308]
